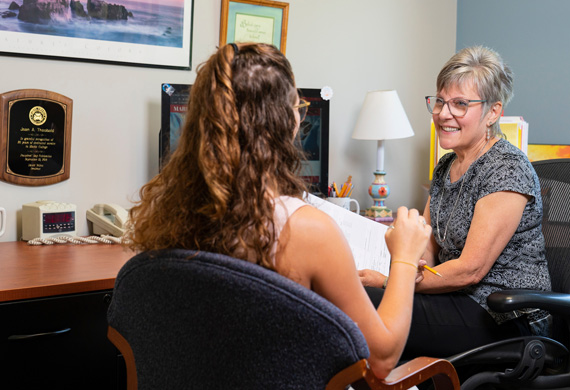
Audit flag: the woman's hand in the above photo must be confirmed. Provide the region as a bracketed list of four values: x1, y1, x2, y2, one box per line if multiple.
[358, 269, 385, 287]
[359, 260, 426, 287]
[358, 260, 428, 290]
[358, 208, 431, 289]
[416, 259, 427, 284]
[385, 207, 432, 267]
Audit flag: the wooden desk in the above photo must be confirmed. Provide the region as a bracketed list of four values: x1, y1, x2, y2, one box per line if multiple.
[0, 241, 134, 389]
[0, 241, 133, 302]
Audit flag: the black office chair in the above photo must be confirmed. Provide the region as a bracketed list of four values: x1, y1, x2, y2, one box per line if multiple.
[447, 158, 570, 390]
[107, 249, 460, 389]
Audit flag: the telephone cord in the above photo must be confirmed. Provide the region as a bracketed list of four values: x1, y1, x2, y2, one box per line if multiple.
[27, 235, 131, 246]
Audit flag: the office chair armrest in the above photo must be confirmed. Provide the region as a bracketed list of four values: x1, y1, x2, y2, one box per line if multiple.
[488, 289, 570, 315]
[328, 357, 460, 390]
[382, 357, 460, 389]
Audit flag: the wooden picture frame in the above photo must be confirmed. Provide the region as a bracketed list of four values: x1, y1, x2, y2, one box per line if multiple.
[220, 0, 289, 54]
[0, 1, 194, 70]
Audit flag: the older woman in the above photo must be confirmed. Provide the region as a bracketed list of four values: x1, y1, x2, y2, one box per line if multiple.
[360, 46, 551, 358]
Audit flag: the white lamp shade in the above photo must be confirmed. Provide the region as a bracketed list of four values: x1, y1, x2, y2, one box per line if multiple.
[352, 90, 415, 140]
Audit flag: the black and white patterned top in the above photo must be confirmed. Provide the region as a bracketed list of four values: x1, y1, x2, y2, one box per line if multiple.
[430, 138, 551, 335]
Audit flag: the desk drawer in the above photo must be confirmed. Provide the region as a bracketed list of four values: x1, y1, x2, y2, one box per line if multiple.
[0, 290, 119, 390]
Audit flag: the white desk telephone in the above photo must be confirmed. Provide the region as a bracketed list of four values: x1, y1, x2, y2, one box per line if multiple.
[86, 204, 129, 237]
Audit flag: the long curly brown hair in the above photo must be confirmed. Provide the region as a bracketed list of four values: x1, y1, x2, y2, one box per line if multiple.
[127, 43, 308, 270]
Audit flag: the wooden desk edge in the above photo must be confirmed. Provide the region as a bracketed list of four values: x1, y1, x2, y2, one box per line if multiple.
[0, 278, 116, 302]
[0, 241, 133, 302]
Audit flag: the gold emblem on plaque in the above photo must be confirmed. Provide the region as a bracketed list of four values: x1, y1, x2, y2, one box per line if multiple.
[29, 106, 47, 126]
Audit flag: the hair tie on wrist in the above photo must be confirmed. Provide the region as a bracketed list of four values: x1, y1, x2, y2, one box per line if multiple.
[391, 261, 418, 271]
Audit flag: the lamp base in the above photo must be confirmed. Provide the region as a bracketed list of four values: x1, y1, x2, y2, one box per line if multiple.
[365, 207, 394, 221]
[365, 170, 393, 221]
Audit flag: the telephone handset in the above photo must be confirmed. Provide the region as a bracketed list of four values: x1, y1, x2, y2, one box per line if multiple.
[86, 204, 129, 237]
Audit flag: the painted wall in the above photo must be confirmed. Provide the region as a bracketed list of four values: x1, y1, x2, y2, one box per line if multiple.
[457, 0, 570, 145]
[0, 0, 456, 242]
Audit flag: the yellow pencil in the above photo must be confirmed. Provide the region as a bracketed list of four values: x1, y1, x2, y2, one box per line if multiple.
[333, 182, 340, 196]
[339, 182, 351, 197]
[423, 265, 443, 277]
[339, 175, 352, 197]
[339, 185, 347, 197]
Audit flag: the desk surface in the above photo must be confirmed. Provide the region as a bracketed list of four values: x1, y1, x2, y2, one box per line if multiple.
[0, 241, 134, 302]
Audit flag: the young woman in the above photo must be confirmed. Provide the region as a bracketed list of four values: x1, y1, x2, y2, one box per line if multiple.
[127, 43, 431, 378]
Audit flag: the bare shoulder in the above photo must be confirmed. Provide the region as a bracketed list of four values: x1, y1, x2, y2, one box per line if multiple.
[287, 205, 344, 243]
[277, 203, 354, 287]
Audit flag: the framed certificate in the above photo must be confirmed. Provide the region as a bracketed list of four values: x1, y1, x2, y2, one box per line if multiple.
[220, 0, 289, 54]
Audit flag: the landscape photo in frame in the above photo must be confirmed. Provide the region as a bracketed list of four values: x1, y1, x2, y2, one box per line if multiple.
[0, 0, 193, 69]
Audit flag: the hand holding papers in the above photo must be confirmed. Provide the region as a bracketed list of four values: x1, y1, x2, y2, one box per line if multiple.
[305, 193, 439, 279]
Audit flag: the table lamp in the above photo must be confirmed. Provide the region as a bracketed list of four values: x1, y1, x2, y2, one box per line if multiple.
[352, 90, 414, 221]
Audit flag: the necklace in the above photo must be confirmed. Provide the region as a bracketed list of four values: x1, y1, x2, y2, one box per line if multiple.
[435, 138, 491, 242]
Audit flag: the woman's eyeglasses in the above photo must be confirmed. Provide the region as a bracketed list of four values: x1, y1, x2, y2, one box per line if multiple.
[425, 96, 486, 117]
[294, 99, 311, 122]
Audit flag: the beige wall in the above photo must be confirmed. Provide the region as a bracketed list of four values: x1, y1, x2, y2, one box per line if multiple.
[0, 0, 456, 242]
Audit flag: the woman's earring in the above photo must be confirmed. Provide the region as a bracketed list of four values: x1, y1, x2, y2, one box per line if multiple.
[486, 126, 491, 140]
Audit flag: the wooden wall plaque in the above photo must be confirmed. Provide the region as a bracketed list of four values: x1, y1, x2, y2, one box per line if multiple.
[0, 89, 72, 186]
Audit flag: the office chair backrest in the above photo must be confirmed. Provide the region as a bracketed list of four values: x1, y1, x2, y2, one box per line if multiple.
[532, 159, 570, 294]
[533, 159, 570, 347]
[107, 249, 370, 389]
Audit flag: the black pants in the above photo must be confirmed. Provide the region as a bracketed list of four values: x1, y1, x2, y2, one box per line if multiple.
[365, 286, 531, 360]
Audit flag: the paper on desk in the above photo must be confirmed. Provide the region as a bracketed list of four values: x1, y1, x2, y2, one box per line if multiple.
[305, 193, 391, 275]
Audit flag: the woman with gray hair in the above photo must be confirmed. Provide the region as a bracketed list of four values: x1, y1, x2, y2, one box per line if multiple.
[360, 46, 551, 358]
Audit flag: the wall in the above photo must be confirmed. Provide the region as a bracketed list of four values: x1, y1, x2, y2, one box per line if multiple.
[0, 0, 456, 242]
[457, 0, 570, 145]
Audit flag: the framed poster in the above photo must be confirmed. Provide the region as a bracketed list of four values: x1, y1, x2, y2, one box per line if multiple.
[220, 0, 289, 54]
[158, 84, 329, 196]
[0, 1, 194, 69]
[297, 88, 329, 196]
[159, 83, 192, 169]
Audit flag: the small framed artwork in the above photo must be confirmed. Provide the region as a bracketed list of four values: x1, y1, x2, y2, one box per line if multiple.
[0, 1, 194, 69]
[528, 144, 570, 162]
[220, 0, 289, 54]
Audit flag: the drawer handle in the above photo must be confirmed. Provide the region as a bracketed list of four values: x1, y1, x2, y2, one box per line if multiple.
[7, 327, 71, 341]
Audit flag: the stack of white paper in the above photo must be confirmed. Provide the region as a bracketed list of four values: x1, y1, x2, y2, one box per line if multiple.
[304, 193, 391, 276]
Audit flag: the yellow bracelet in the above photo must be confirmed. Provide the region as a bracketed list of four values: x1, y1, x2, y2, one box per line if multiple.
[391, 261, 418, 271]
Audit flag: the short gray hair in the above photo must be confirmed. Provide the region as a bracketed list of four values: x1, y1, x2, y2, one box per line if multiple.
[436, 46, 514, 138]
